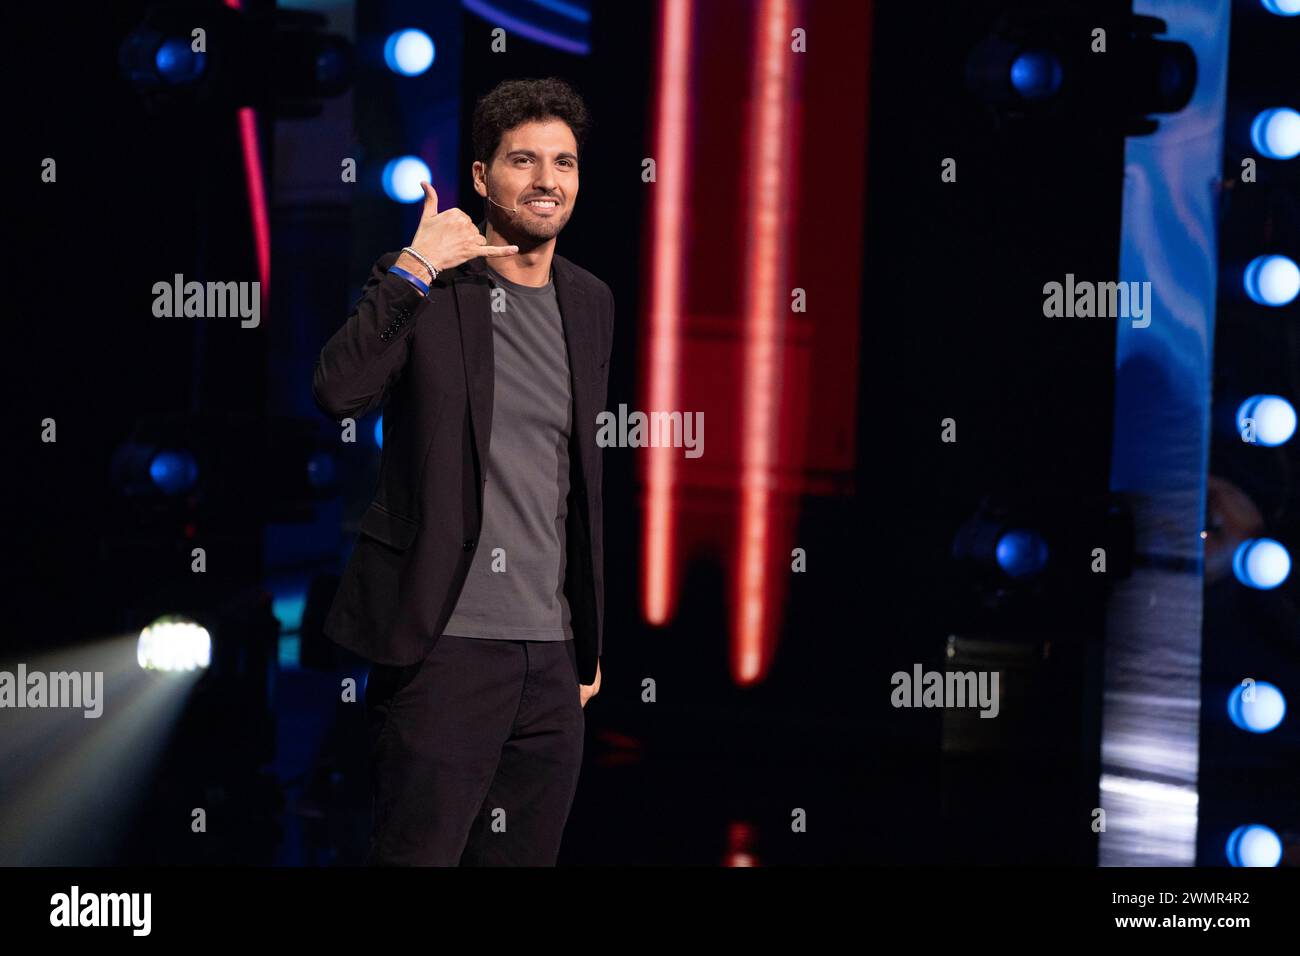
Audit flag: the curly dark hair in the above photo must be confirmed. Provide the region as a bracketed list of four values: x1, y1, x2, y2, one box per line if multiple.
[471, 77, 592, 166]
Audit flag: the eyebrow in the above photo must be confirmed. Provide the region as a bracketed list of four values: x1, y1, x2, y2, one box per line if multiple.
[505, 149, 579, 162]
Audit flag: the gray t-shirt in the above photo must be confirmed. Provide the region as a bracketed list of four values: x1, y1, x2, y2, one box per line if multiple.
[442, 262, 574, 641]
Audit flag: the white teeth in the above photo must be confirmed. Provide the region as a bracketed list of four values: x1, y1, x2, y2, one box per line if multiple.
[526, 200, 556, 207]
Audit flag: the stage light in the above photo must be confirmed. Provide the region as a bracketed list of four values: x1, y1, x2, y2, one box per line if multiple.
[382, 156, 431, 204]
[1237, 395, 1297, 447]
[643, 0, 693, 633]
[462, 0, 592, 54]
[137, 615, 212, 672]
[1233, 537, 1291, 590]
[148, 450, 199, 495]
[272, 590, 307, 633]
[120, 6, 351, 115]
[1009, 50, 1063, 100]
[374, 414, 384, 448]
[968, 13, 1193, 136]
[995, 529, 1049, 578]
[1244, 254, 1300, 306]
[384, 29, 435, 76]
[1226, 824, 1282, 867]
[1251, 107, 1300, 161]
[1261, 0, 1300, 17]
[1228, 681, 1287, 733]
[154, 36, 207, 85]
[314, 40, 351, 89]
[306, 451, 337, 488]
[118, 11, 232, 96]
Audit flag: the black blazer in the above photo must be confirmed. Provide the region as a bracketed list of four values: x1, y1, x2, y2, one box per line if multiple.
[311, 248, 613, 684]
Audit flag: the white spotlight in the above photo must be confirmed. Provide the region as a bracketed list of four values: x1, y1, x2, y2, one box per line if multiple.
[137, 615, 212, 672]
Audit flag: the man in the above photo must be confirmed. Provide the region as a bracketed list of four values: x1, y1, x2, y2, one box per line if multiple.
[312, 78, 612, 865]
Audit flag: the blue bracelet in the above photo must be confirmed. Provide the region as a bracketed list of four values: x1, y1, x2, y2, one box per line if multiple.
[388, 264, 430, 295]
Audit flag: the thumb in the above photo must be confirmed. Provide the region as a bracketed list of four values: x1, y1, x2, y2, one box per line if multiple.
[421, 181, 439, 217]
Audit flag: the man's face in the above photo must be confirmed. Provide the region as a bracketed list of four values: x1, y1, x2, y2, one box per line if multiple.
[475, 118, 579, 245]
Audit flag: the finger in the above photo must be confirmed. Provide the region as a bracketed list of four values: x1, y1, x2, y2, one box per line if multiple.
[480, 244, 520, 257]
[420, 182, 439, 218]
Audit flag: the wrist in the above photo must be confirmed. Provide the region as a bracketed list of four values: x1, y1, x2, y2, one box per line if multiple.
[395, 251, 433, 279]
[387, 264, 429, 296]
[399, 247, 440, 282]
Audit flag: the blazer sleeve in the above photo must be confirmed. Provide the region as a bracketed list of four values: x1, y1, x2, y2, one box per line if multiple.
[312, 251, 428, 422]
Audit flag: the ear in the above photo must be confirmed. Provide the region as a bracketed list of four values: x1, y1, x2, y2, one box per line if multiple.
[471, 160, 488, 197]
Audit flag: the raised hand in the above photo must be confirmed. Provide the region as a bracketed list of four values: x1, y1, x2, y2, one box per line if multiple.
[397, 182, 518, 279]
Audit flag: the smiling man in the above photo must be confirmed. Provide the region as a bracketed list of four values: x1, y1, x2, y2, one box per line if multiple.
[312, 77, 613, 865]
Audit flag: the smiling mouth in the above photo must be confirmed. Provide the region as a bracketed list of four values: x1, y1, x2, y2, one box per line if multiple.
[523, 199, 559, 210]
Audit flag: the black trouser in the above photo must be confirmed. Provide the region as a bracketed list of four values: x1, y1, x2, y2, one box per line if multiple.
[364, 634, 585, 865]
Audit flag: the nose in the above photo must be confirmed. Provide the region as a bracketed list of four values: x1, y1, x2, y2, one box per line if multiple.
[534, 164, 559, 193]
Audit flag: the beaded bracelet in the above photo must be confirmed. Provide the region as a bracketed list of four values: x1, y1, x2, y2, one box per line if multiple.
[400, 246, 439, 282]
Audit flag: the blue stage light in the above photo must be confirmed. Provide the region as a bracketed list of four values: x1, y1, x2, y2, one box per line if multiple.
[382, 156, 431, 204]
[1009, 50, 1063, 100]
[384, 29, 435, 76]
[154, 37, 207, 85]
[462, 0, 591, 54]
[148, 450, 198, 495]
[307, 452, 337, 488]
[1226, 824, 1282, 867]
[1244, 254, 1300, 306]
[315, 42, 350, 87]
[530, 0, 592, 21]
[995, 529, 1049, 578]
[272, 590, 307, 633]
[1233, 537, 1291, 590]
[1251, 107, 1300, 160]
[1228, 681, 1287, 734]
[1260, 0, 1300, 17]
[1237, 395, 1297, 447]
[374, 414, 384, 449]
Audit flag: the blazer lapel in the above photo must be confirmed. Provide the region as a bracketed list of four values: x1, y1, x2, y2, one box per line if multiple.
[552, 255, 598, 497]
[450, 256, 494, 511]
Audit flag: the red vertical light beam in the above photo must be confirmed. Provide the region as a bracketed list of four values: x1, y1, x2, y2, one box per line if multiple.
[224, 0, 271, 311]
[735, 0, 793, 683]
[643, 0, 693, 625]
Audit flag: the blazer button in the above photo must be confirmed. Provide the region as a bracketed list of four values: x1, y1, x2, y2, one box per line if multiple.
[463, 538, 475, 551]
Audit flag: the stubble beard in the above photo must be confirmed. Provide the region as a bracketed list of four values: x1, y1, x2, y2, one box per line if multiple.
[486, 200, 572, 251]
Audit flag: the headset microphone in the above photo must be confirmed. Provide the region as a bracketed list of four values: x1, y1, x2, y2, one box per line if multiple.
[486, 194, 518, 213]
